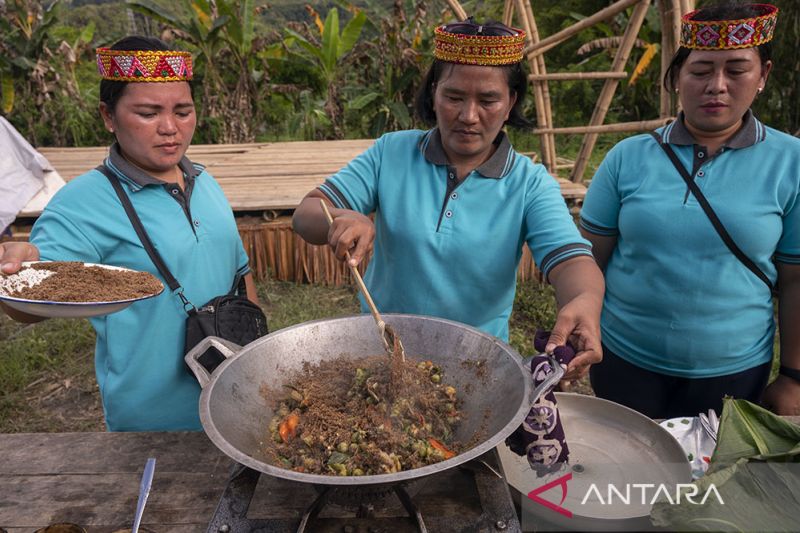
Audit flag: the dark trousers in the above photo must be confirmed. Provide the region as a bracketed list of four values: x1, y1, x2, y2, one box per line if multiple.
[590, 344, 772, 419]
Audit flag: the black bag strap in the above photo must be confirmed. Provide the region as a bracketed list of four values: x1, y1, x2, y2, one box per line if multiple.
[97, 165, 197, 314]
[649, 131, 774, 291]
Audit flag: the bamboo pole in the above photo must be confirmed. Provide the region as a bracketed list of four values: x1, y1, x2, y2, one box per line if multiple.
[513, 0, 555, 172]
[444, 0, 467, 21]
[514, 0, 557, 172]
[533, 117, 672, 135]
[529, 71, 628, 81]
[524, 0, 642, 60]
[502, 0, 514, 26]
[570, 0, 652, 183]
[659, 1, 678, 118]
[522, 1, 558, 171]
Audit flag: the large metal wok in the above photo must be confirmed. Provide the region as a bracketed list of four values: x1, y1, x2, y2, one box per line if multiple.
[185, 314, 533, 489]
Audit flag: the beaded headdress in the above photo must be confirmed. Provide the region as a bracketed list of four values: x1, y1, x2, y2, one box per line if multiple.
[96, 48, 193, 82]
[680, 3, 778, 50]
[434, 19, 526, 66]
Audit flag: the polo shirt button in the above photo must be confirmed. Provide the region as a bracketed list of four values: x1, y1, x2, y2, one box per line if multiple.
[450, 192, 458, 200]
[194, 220, 200, 226]
[697, 170, 705, 177]
[171, 188, 179, 195]
[698, 151, 705, 158]
[448, 173, 454, 180]
[445, 210, 453, 218]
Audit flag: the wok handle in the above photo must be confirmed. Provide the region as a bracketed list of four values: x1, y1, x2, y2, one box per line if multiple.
[184, 336, 241, 388]
[525, 354, 565, 406]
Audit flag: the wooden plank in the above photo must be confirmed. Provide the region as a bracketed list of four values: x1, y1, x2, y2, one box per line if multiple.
[0, 431, 514, 532]
[0, 432, 232, 532]
[26, 139, 584, 219]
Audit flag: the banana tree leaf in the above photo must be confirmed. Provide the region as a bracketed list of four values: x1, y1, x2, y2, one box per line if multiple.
[347, 92, 379, 110]
[650, 399, 800, 531]
[338, 10, 366, 57]
[710, 399, 800, 470]
[321, 8, 340, 77]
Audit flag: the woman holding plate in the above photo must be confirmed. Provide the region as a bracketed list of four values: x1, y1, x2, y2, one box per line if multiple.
[0, 36, 258, 431]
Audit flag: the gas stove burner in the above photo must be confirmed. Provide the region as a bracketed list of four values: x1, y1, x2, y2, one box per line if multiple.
[206, 450, 521, 533]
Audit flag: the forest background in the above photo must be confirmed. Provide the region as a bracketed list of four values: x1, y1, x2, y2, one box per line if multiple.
[2, 0, 799, 150]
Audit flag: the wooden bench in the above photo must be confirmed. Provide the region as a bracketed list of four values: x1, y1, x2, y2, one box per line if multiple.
[24, 140, 586, 284]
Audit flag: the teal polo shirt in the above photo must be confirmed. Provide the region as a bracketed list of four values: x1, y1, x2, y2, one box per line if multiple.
[319, 128, 592, 341]
[581, 112, 800, 377]
[31, 144, 250, 430]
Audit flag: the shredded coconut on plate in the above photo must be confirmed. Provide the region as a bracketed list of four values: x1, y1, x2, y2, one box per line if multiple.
[0, 267, 56, 297]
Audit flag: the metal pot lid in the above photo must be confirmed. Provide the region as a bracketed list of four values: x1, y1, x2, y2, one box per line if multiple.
[498, 393, 691, 531]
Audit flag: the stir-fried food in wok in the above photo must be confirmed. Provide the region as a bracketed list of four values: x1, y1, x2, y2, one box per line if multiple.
[263, 355, 463, 475]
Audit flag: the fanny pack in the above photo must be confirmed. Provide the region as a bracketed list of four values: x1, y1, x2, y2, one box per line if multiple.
[99, 166, 268, 372]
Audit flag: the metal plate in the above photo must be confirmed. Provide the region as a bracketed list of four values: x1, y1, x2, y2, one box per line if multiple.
[0, 262, 163, 318]
[498, 393, 691, 531]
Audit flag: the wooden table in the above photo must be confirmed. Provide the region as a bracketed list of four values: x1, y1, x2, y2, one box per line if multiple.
[0, 432, 521, 533]
[0, 432, 231, 532]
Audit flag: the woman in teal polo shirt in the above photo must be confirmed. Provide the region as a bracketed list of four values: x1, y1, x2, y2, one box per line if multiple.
[580, 3, 800, 418]
[294, 19, 605, 382]
[0, 36, 257, 431]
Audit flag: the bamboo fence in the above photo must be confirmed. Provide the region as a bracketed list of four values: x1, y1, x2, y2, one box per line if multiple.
[238, 216, 545, 285]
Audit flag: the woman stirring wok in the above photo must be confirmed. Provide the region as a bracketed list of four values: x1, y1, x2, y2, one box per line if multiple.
[0, 36, 258, 431]
[293, 19, 605, 382]
[581, 3, 800, 418]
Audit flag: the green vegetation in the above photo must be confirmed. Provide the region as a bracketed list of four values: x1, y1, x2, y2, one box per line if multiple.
[5, 0, 797, 148]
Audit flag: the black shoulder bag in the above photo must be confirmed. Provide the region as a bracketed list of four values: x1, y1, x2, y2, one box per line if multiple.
[99, 166, 268, 372]
[648, 131, 775, 293]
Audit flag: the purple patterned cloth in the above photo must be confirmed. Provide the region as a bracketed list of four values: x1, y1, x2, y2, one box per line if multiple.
[505, 330, 575, 477]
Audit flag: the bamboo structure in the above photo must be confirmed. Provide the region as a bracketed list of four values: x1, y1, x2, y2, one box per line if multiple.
[523, 0, 643, 60]
[570, 0, 652, 183]
[510, 0, 556, 170]
[439, 0, 691, 182]
[239, 217, 543, 285]
[532, 118, 670, 136]
[529, 72, 628, 81]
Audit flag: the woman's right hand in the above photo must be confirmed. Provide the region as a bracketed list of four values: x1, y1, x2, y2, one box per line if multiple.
[0, 242, 40, 274]
[327, 208, 375, 267]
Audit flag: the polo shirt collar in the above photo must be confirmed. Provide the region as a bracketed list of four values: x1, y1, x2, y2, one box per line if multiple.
[419, 128, 513, 179]
[105, 142, 201, 191]
[662, 110, 766, 149]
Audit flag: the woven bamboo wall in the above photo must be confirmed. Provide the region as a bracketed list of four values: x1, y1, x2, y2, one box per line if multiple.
[239, 217, 544, 285]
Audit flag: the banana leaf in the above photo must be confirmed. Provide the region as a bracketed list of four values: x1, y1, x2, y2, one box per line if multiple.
[650, 399, 800, 531]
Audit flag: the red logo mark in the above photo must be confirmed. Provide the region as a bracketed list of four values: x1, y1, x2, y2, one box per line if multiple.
[527, 472, 573, 518]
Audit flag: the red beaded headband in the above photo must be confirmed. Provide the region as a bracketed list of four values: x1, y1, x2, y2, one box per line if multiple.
[96, 48, 193, 82]
[434, 23, 526, 66]
[680, 4, 778, 50]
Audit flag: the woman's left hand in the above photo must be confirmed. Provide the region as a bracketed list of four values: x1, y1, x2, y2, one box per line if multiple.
[545, 292, 603, 381]
[761, 376, 800, 416]
[546, 256, 605, 382]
